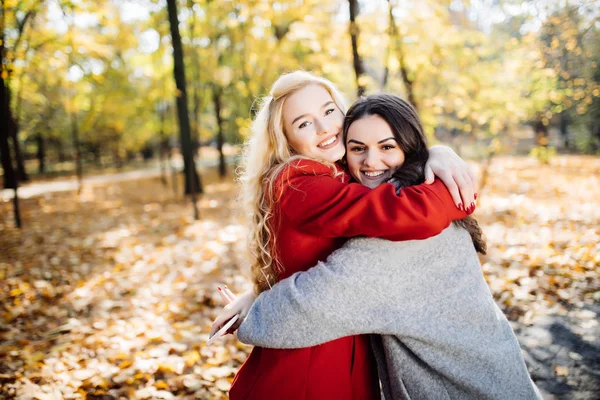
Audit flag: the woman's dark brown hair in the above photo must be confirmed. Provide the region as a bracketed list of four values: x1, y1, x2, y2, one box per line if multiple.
[343, 93, 486, 254]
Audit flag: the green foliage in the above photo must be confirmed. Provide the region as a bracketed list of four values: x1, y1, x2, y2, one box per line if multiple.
[3, 0, 600, 173]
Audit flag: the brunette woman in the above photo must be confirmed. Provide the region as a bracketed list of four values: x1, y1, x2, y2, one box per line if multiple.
[228, 94, 541, 400]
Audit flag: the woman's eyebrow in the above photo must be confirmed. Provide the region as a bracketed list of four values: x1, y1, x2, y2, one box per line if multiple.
[378, 137, 396, 144]
[347, 139, 365, 145]
[292, 102, 335, 125]
[291, 114, 308, 125]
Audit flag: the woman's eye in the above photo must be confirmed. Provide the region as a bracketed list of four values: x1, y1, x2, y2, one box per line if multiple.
[325, 108, 335, 116]
[382, 145, 396, 150]
[350, 146, 365, 152]
[298, 121, 310, 129]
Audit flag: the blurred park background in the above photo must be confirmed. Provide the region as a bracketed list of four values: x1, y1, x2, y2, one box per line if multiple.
[1, 0, 599, 399]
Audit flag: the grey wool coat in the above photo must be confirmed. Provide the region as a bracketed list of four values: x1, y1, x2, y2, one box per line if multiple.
[237, 224, 541, 400]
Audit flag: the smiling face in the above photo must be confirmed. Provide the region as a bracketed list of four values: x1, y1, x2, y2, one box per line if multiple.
[346, 114, 406, 189]
[282, 84, 345, 163]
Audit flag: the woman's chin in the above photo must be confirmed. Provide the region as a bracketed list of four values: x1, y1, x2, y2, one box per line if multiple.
[366, 181, 382, 189]
[359, 174, 389, 189]
[320, 144, 345, 163]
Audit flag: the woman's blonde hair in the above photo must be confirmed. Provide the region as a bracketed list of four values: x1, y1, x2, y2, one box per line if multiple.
[238, 71, 347, 293]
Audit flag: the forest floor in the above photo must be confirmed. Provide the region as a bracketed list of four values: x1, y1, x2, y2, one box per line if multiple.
[1, 155, 599, 400]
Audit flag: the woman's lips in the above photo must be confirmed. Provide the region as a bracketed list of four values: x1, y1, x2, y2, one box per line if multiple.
[361, 170, 389, 180]
[317, 135, 339, 149]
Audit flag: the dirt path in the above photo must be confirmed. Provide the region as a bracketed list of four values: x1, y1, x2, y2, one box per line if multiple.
[0, 157, 237, 201]
[516, 305, 600, 399]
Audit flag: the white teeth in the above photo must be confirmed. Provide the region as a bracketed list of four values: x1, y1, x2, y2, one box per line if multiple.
[319, 137, 336, 147]
[364, 171, 385, 177]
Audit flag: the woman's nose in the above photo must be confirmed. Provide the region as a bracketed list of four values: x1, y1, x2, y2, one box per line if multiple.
[315, 118, 330, 135]
[363, 151, 378, 167]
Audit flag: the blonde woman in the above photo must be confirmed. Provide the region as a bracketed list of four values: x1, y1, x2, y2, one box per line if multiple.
[219, 71, 475, 400]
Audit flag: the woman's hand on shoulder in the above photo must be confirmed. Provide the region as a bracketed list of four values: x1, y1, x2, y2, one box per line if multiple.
[425, 145, 477, 212]
[209, 288, 257, 338]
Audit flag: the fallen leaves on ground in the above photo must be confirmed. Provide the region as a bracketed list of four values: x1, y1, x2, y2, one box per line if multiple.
[474, 156, 599, 325]
[1, 169, 251, 399]
[0, 156, 598, 399]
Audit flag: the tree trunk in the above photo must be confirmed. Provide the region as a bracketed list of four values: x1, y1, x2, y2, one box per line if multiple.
[212, 86, 226, 178]
[93, 145, 102, 167]
[159, 139, 168, 186]
[381, 39, 391, 90]
[348, 0, 366, 97]
[0, 38, 21, 228]
[170, 149, 179, 196]
[166, 0, 201, 220]
[387, 0, 417, 111]
[70, 107, 82, 190]
[1, 54, 27, 183]
[63, 5, 83, 191]
[37, 133, 45, 174]
[157, 104, 168, 186]
[188, 0, 202, 160]
[1, 82, 17, 190]
[1, 102, 17, 190]
[114, 142, 122, 169]
[534, 117, 549, 147]
[2, 5, 32, 183]
[591, 115, 600, 152]
[559, 112, 570, 149]
[57, 139, 66, 162]
[12, 187, 22, 228]
[8, 115, 28, 182]
[6, 73, 28, 182]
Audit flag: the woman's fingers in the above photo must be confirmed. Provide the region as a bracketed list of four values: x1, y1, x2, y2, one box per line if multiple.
[210, 305, 237, 338]
[455, 172, 474, 211]
[436, 169, 462, 209]
[223, 286, 237, 301]
[426, 146, 479, 210]
[424, 165, 435, 184]
[210, 289, 255, 338]
[217, 287, 231, 304]
[217, 286, 236, 303]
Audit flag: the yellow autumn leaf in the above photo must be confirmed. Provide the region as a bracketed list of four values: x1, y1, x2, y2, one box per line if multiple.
[154, 380, 170, 390]
[553, 365, 569, 376]
[184, 350, 201, 367]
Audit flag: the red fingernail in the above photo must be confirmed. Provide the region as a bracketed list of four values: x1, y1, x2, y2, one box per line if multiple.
[458, 203, 464, 211]
[470, 202, 475, 209]
[218, 287, 222, 291]
[474, 193, 478, 200]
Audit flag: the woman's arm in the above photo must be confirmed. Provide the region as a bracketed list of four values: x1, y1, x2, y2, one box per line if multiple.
[279, 160, 470, 241]
[237, 238, 406, 348]
[425, 145, 477, 211]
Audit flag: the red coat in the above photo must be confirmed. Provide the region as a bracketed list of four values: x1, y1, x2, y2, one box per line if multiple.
[230, 159, 469, 400]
